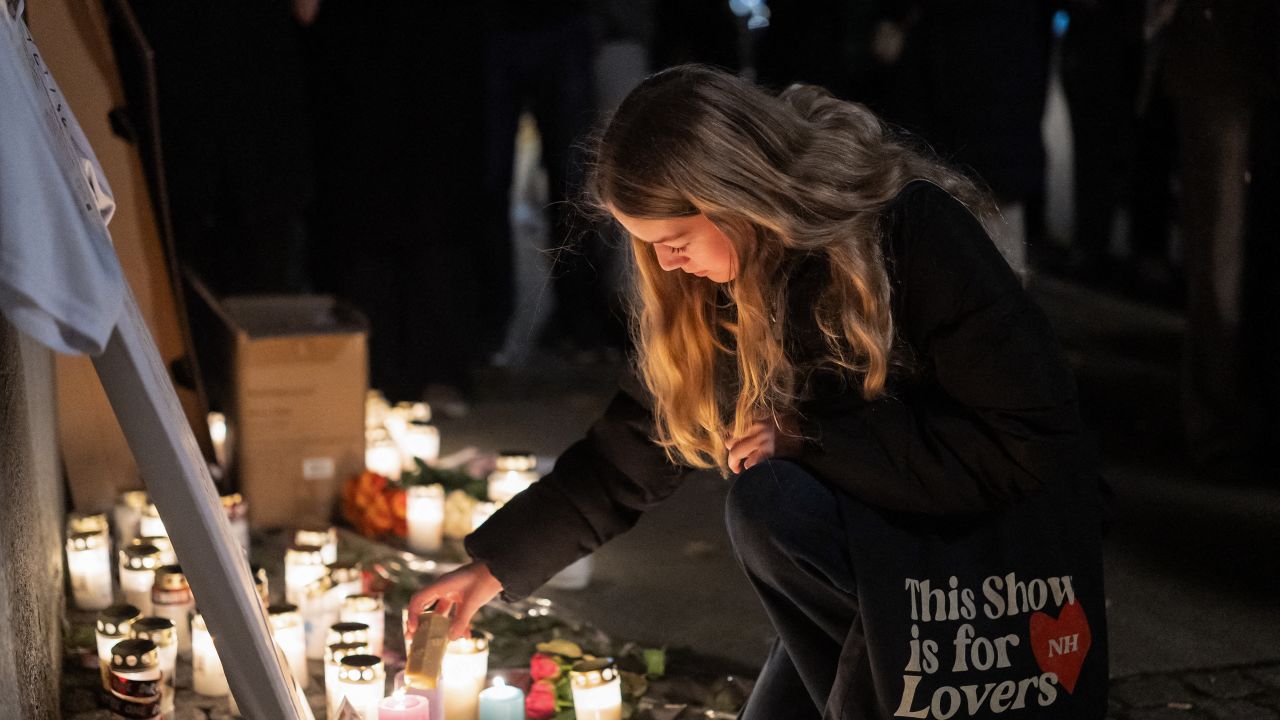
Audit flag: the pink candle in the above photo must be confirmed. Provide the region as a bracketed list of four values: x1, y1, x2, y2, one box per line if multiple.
[379, 692, 430, 720]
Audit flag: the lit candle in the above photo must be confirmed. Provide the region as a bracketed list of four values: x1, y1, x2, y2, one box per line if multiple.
[380, 690, 431, 720]
[108, 638, 161, 717]
[341, 594, 386, 657]
[328, 621, 371, 647]
[441, 631, 491, 720]
[328, 561, 363, 600]
[268, 603, 310, 691]
[366, 389, 391, 430]
[336, 654, 386, 720]
[119, 543, 162, 614]
[400, 420, 441, 470]
[486, 451, 539, 504]
[95, 604, 141, 688]
[301, 578, 340, 660]
[191, 613, 230, 697]
[66, 531, 114, 611]
[406, 485, 445, 554]
[130, 617, 177, 713]
[67, 511, 110, 538]
[366, 428, 403, 480]
[285, 544, 327, 606]
[151, 565, 195, 657]
[384, 401, 430, 448]
[133, 535, 177, 566]
[325, 640, 371, 719]
[222, 493, 250, 553]
[208, 411, 229, 469]
[569, 659, 622, 720]
[139, 503, 167, 540]
[296, 526, 339, 565]
[113, 490, 149, 546]
[470, 502, 497, 533]
[478, 677, 524, 720]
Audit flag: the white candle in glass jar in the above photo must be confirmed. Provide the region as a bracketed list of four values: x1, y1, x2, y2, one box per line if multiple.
[113, 490, 149, 547]
[151, 565, 194, 657]
[130, 617, 177, 713]
[325, 640, 370, 719]
[441, 631, 491, 720]
[366, 429, 403, 480]
[134, 535, 177, 566]
[268, 603, 309, 691]
[296, 527, 339, 565]
[335, 654, 386, 720]
[119, 543, 162, 614]
[140, 503, 167, 540]
[95, 604, 141, 687]
[191, 613, 230, 697]
[301, 578, 340, 660]
[400, 420, 440, 470]
[486, 451, 539, 504]
[327, 561, 363, 600]
[67, 531, 114, 611]
[340, 594, 385, 657]
[406, 485, 445, 554]
[570, 659, 623, 720]
[285, 544, 327, 606]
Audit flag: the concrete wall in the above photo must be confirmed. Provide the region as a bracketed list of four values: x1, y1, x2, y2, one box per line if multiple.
[0, 317, 64, 719]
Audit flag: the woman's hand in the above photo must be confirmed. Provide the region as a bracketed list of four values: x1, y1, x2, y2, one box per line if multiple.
[725, 414, 802, 473]
[407, 561, 503, 641]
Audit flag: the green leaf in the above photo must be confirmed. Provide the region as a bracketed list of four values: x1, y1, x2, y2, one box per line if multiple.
[642, 647, 666, 678]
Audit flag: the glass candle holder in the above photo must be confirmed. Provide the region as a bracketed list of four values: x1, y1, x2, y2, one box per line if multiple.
[384, 401, 430, 447]
[400, 419, 441, 470]
[191, 613, 230, 697]
[336, 654, 386, 720]
[67, 530, 114, 611]
[96, 604, 142, 688]
[570, 658, 622, 720]
[296, 526, 339, 565]
[441, 630, 491, 720]
[119, 543, 162, 614]
[139, 503, 167, 540]
[285, 544, 327, 606]
[327, 561, 363, 600]
[222, 492, 250, 553]
[340, 594, 386, 657]
[486, 451, 539, 504]
[130, 617, 176, 713]
[151, 565, 194, 657]
[366, 428, 403, 480]
[268, 603, 310, 691]
[108, 638, 161, 719]
[325, 640, 371, 720]
[113, 490, 149, 547]
[478, 677, 524, 720]
[133, 535, 177, 566]
[406, 484, 445, 554]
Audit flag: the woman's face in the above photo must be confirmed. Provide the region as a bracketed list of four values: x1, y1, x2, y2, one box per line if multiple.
[610, 207, 738, 283]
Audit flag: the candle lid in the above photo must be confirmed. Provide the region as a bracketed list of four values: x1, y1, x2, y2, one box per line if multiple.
[326, 641, 371, 664]
[130, 617, 175, 646]
[328, 622, 370, 645]
[110, 638, 158, 671]
[495, 450, 537, 472]
[153, 565, 188, 590]
[337, 654, 385, 684]
[446, 629, 492, 655]
[67, 512, 109, 535]
[407, 418, 434, 430]
[120, 543, 161, 570]
[341, 593, 383, 613]
[133, 535, 172, 552]
[97, 604, 142, 636]
[67, 531, 105, 551]
[407, 483, 444, 498]
[327, 561, 361, 585]
[286, 544, 324, 563]
[570, 658, 619, 689]
[117, 490, 149, 509]
[294, 526, 335, 547]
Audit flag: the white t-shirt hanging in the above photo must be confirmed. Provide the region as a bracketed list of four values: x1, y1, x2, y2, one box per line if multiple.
[0, 0, 124, 355]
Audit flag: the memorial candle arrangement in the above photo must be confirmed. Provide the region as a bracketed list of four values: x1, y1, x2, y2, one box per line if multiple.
[477, 677, 524, 720]
[151, 565, 195, 657]
[67, 530, 114, 611]
[96, 604, 141, 686]
[441, 630, 491, 720]
[296, 526, 339, 565]
[569, 659, 623, 720]
[107, 638, 162, 720]
[119, 543, 162, 614]
[406, 484, 445, 554]
[130, 617, 177, 713]
[486, 451, 539, 504]
[285, 543, 327, 605]
[268, 603, 310, 691]
[336, 654, 386, 720]
[191, 613, 230, 697]
[113, 490, 149, 546]
[341, 594, 386, 657]
[325, 640, 371, 720]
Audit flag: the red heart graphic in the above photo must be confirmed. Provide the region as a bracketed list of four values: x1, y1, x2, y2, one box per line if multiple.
[1029, 600, 1092, 694]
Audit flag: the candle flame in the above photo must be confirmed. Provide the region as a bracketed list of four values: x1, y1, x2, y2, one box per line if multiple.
[493, 676, 507, 688]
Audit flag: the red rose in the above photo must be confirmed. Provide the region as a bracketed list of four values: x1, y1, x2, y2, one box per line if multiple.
[526, 680, 557, 719]
[529, 653, 561, 681]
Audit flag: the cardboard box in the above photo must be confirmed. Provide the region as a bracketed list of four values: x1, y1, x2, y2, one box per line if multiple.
[192, 281, 368, 529]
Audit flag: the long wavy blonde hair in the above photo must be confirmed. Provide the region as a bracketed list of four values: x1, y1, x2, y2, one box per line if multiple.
[586, 65, 989, 473]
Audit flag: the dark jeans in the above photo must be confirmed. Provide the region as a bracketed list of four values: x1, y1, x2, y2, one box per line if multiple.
[726, 460, 859, 719]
